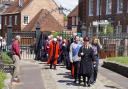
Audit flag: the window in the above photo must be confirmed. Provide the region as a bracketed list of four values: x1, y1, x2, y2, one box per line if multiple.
[127, 25, 128, 33]
[106, 0, 112, 15]
[89, 0, 93, 16]
[76, 16, 79, 26]
[72, 17, 75, 26]
[127, 1, 128, 13]
[116, 21, 122, 34]
[0, 16, 1, 24]
[117, 0, 123, 13]
[0, 16, 1, 29]
[15, 15, 18, 25]
[97, 0, 101, 15]
[9, 16, 12, 25]
[24, 15, 29, 24]
[4, 16, 7, 25]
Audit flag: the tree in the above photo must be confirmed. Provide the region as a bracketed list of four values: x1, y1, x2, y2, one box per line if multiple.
[103, 24, 114, 35]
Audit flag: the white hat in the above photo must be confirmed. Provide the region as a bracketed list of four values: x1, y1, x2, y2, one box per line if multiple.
[53, 38, 57, 42]
[57, 36, 60, 39]
[60, 36, 62, 40]
[80, 37, 83, 41]
[0, 36, 3, 40]
[15, 35, 21, 41]
[73, 33, 77, 36]
[50, 35, 53, 38]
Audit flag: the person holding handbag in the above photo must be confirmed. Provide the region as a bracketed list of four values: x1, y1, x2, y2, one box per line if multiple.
[91, 36, 102, 83]
[78, 37, 95, 87]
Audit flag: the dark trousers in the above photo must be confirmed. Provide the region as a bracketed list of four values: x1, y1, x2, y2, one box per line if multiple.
[83, 74, 91, 85]
[93, 57, 99, 82]
[50, 60, 56, 69]
[73, 61, 80, 81]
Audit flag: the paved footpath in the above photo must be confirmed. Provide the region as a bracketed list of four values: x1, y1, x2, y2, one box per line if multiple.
[40, 62, 125, 89]
[11, 60, 45, 89]
[11, 60, 126, 89]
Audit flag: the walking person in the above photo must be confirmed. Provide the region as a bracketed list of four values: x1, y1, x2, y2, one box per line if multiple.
[91, 36, 102, 83]
[11, 35, 21, 83]
[78, 37, 95, 87]
[47, 38, 60, 70]
[69, 36, 81, 83]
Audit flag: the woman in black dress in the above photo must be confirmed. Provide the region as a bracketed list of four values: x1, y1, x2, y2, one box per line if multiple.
[78, 37, 95, 87]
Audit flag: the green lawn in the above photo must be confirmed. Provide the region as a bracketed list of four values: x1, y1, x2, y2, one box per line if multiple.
[0, 71, 6, 89]
[107, 57, 128, 65]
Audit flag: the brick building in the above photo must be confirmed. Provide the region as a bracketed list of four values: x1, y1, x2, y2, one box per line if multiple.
[78, 0, 128, 34]
[67, 6, 79, 33]
[1, 0, 64, 37]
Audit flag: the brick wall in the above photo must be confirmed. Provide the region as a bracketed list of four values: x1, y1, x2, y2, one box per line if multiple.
[79, 0, 128, 33]
[1, 13, 21, 37]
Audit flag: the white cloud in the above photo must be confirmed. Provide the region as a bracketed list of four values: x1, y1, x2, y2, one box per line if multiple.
[54, 0, 78, 15]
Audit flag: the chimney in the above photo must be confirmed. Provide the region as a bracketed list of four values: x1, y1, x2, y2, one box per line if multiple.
[19, 0, 24, 7]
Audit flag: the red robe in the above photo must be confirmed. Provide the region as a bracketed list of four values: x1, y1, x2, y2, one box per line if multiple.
[47, 41, 60, 65]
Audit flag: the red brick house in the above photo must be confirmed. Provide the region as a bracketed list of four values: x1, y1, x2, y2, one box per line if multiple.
[67, 6, 79, 33]
[78, 0, 128, 34]
[1, 0, 64, 37]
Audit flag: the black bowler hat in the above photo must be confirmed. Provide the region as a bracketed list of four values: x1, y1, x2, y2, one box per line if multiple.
[83, 37, 89, 41]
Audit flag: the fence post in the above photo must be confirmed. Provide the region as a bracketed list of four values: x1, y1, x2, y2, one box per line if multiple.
[7, 25, 12, 49]
[35, 25, 41, 40]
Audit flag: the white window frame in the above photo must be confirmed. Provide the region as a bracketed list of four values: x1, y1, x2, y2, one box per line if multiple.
[127, 1, 128, 13]
[116, 25, 122, 34]
[0, 16, 1, 29]
[97, 0, 101, 15]
[117, 0, 123, 13]
[9, 16, 12, 25]
[4, 16, 7, 25]
[72, 17, 75, 26]
[23, 15, 29, 25]
[89, 0, 93, 16]
[76, 16, 79, 26]
[14, 15, 18, 25]
[106, 0, 112, 15]
[0, 16, 1, 24]
[127, 25, 128, 33]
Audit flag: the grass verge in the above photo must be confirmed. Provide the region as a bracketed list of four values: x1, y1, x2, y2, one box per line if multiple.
[107, 57, 128, 65]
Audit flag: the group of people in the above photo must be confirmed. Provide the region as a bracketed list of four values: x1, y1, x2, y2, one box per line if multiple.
[10, 33, 102, 87]
[42, 33, 102, 87]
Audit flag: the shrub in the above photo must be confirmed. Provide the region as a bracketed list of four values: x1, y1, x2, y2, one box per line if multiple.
[1, 52, 13, 64]
[0, 71, 6, 89]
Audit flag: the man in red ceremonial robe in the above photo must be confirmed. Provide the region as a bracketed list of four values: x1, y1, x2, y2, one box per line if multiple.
[47, 38, 60, 69]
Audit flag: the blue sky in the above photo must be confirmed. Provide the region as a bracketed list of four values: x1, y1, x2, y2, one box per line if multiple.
[54, 0, 78, 14]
